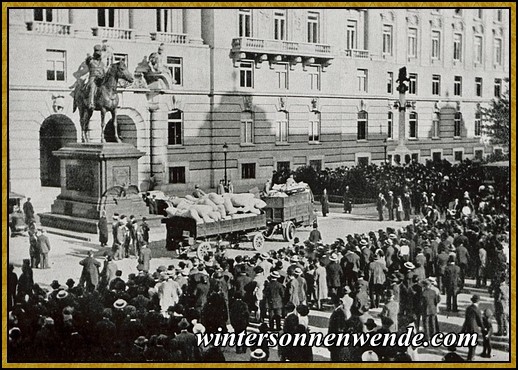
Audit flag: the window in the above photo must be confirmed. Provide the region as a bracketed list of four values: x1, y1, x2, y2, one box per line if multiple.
[476, 9, 483, 19]
[453, 33, 462, 61]
[239, 61, 253, 88]
[432, 75, 441, 96]
[275, 63, 288, 89]
[357, 157, 370, 166]
[474, 36, 483, 64]
[277, 161, 290, 173]
[46, 50, 66, 81]
[357, 69, 368, 92]
[496, 9, 503, 22]
[474, 149, 484, 160]
[494, 38, 503, 65]
[411, 153, 419, 163]
[454, 150, 463, 161]
[34, 9, 54, 22]
[241, 112, 254, 144]
[383, 25, 393, 56]
[308, 66, 321, 91]
[387, 111, 393, 139]
[454, 76, 462, 96]
[274, 10, 287, 40]
[276, 112, 289, 143]
[156, 9, 178, 33]
[494, 148, 503, 157]
[474, 111, 482, 137]
[167, 110, 182, 145]
[387, 72, 393, 94]
[475, 77, 483, 97]
[166, 57, 182, 85]
[307, 12, 320, 43]
[239, 9, 252, 37]
[432, 112, 440, 138]
[432, 151, 442, 162]
[309, 112, 321, 143]
[454, 112, 462, 137]
[431, 31, 441, 60]
[407, 28, 418, 58]
[409, 112, 418, 139]
[169, 167, 186, 184]
[408, 73, 417, 94]
[241, 163, 256, 179]
[346, 20, 357, 50]
[357, 111, 368, 140]
[494, 78, 502, 97]
[309, 160, 322, 172]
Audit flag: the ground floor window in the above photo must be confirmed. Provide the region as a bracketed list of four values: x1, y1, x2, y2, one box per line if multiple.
[169, 166, 186, 183]
[241, 163, 256, 179]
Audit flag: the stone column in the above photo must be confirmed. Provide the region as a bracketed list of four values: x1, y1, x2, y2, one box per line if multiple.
[131, 9, 154, 41]
[398, 91, 406, 145]
[71, 8, 96, 38]
[148, 101, 168, 186]
[183, 8, 203, 44]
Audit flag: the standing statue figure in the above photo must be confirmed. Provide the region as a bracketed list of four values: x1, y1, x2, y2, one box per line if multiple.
[73, 44, 134, 143]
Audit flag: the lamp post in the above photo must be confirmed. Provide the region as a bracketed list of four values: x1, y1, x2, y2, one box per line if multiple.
[223, 143, 228, 188]
[384, 138, 388, 164]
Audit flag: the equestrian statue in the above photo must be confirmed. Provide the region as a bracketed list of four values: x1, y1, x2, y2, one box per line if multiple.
[73, 44, 134, 143]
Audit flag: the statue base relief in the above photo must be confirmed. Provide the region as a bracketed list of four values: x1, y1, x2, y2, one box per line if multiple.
[39, 143, 155, 234]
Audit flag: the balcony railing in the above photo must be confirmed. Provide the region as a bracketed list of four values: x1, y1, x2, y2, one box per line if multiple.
[150, 32, 188, 44]
[232, 37, 333, 58]
[92, 26, 133, 40]
[344, 49, 370, 59]
[26, 21, 71, 35]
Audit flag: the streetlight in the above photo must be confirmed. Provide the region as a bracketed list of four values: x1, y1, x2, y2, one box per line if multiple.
[384, 138, 388, 164]
[223, 143, 228, 188]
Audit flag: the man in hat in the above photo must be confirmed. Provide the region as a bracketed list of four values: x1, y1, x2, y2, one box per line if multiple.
[461, 294, 484, 361]
[380, 289, 398, 332]
[285, 272, 301, 307]
[264, 271, 285, 330]
[294, 267, 307, 305]
[192, 184, 206, 199]
[435, 248, 450, 294]
[376, 193, 387, 221]
[37, 229, 51, 269]
[250, 348, 267, 362]
[455, 242, 470, 292]
[421, 279, 440, 341]
[79, 250, 101, 292]
[138, 243, 152, 272]
[386, 191, 395, 221]
[342, 245, 361, 288]
[308, 222, 322, 245]
[229, 292, 250, 354]
[368, 253, 387, 309]
[443, 256, 461, 312]
[86, 44, 106, 109]
[326, 253, 343, 303]
[175, 318, 201, 360]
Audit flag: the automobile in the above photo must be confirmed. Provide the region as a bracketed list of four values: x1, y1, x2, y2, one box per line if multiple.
[9, 192, 28, 237]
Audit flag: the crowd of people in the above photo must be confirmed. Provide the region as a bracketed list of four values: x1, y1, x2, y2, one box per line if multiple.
[7, 160, 510, 363]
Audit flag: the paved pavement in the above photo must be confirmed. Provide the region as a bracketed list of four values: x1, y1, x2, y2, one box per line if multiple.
[8, 207, 510, 363]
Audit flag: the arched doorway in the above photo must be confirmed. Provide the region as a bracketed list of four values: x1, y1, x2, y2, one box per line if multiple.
[104, 114, 137, 147]
[40, 114, 77, 187]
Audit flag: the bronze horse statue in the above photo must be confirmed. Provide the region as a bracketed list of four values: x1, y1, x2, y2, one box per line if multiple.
[73, 61, 134, 143]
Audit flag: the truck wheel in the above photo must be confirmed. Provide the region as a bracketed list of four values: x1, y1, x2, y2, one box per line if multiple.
[282, 221, 296, 242]
[197, 242, 212, 260]
[252, 233, 265, 250]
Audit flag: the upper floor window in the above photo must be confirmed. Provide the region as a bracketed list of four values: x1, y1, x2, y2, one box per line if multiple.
[494, 78, 502, 97]
[407, 28, 418, 58]
[357, 69, 368, 92]
[275, 63, 289, 89]
[387, 72, 393, 94]
[239, 9, 252, 37]
[409, 112, 418, 139]
[494, 38, 503, 66]
[274, 10, 287, 40]
[276, 111, 289, 143]
[474, 36, 483, 64]
[383, 25, 393, 56]
[46, 50, 66, 81]
[307, 11, 320, 43]
[431, 31, 441, 60]
[387, 111, 393, 139]
[97, 9, 128, 28]
[357, 111, 368, 140]
[308, 65, 321, 91]
[308, 112, 321, 143]
[34, 9, 54, 22]
[454, 112, 462, 137]
[166, 57, 183, 85]
[167, 110, 183, 145]
[475, 77, 483, 97]
[474, 111, 482, 137]
[156, 9, 182, 33]
[496, 9, 503, 22]
[476, 9, 483, 19]
[239, 61, 254, 88]
[453, 33, 462, 61]
[408, 73, 417, 94]
[454, 76, 462, 96]
[432, 74, 441, 96]
[346, 20, 357, 50]
[241, 111, 254, 144]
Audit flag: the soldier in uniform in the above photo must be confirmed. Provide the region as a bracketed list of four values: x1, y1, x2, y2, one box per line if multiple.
[86, 44, 107, 109]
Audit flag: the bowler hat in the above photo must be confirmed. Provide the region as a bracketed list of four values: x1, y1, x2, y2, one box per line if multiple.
[365, 318, 377, 331]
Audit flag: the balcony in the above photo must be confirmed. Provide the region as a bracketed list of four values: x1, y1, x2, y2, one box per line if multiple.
[150, 32, 188, 44]
[344, 49, 370, 59]
[26, 21, 71, 36]
[92, 27, 133, 40]
[231, 37, 334, 61]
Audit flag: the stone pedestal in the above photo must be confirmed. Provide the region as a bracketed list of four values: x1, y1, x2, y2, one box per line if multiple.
[40, 143, 150, 233]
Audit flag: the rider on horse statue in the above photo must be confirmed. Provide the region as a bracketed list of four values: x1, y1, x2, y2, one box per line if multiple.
[86, 45, 107, 109]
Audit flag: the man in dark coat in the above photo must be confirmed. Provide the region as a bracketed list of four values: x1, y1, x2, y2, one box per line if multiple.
[386, 191, 395, 221]
[37, 229, 51, 269]
[23, 197, 35, 225]
[97, 210, 109, 247]
[461, 295, 484, 361]
[263, 271, 285, 331]
[326, 253, 343, 303]
[79, 250, 102, 291]
[420, 279, 440, 340]
[342, 247, 361, 288]
[343, 186, 352, 213]
[8, 264, 18, 311]
[376, 193, 387, 221]
[455, 243, 470, 291]
[435, 249, 450, 294]
[229, 292, 250, 353]
[175, 318, 201, 361]
[443, 256, 461, 312]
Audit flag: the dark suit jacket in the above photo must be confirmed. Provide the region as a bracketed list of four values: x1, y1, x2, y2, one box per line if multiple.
[444, 264, 461, 292]
[326, 262, 343, 288]
[456, 245, 470, 265]
[462, 304, 483, 333]
[436, 252, 450, 275]
[264, 280, 285, 309]
[342, 251, 361, 272]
